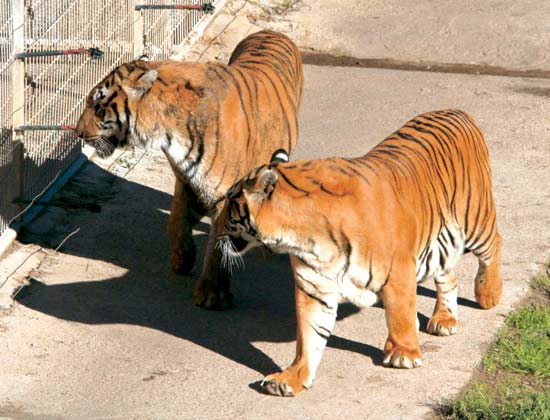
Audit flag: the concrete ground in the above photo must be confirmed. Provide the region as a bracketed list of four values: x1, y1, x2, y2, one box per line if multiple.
[179, 0, 550, 75]
[1, 1, 550, 419]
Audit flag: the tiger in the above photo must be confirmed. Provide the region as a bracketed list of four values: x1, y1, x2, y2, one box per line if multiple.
[75, 30, 303, 309]
[217, 109, 502, 396]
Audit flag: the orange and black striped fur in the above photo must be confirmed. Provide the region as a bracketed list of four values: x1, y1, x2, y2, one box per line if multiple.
[218, 109, 502, 396]
[76, 30, 303, 309]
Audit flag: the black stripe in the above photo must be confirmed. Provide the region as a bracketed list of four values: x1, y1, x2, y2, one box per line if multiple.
[185, 117, 205, 175]
[469, 216, 496, 253]
[217, 66, 252, 150]
[407, 123, 453, 181]
[377, 258, 393, 292]
[297, 284, 332, 310]
[466, 191, 482, 244]
[156, 76, 169, 86]
[110, 102, 122, 131]
[206, 65, 229, 88]
[244, 65, 294, 148]
[310, 322, 330, 340]
[278, 170, 310, 195]
[345, 165, 371, 185]
[439, 248, 447, 269]
[340, 231, 352, 279]
[123, 98, 131, 138]
[366, 254, 374, 288]
[323, 216, 339, 252]
[310, 179, 344, 196]
[352, 157, 379, 175]
[104, 90, 118, 106]
[419, 114, 462, 217]
[231, 66, 255, 149]
[201, 95, 222, 181]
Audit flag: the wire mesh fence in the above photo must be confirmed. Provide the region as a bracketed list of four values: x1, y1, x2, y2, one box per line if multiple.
[21, 0, 134, 199]
[141, 0, 207, 60]
[0, 0, 214, 239]
[0, 0, 17, 236]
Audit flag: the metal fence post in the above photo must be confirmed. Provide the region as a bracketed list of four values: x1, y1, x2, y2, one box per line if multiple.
[133, 3, 144, 58]
[11, 0, 25, 211]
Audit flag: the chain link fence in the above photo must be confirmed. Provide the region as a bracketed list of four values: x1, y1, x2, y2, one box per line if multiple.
[0, 0, 214, 239]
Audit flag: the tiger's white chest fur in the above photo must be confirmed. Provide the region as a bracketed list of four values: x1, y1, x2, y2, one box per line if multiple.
[160, 134, 216, 206]
[130, 121, 217, 206]
[290, 242, 380, 309]
[293, 259, 380, 309]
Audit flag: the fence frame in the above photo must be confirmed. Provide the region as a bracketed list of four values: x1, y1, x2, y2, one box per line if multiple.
[0, 0, 219, 258]
[10, 0, 24, 219]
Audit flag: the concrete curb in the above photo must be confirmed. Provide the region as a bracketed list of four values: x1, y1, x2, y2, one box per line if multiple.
[17, 145, 95, 229]
[171, 0, 231, 61]
[0, 228, 18, 261]
[0, 145, 95, 307]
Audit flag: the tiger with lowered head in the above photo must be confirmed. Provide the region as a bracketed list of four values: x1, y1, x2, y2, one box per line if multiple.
[218, 109, 502, 396]
[76, 30, 303, 309]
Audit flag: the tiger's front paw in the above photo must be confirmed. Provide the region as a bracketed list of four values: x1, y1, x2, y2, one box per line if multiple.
[427, 312, 458, 336]
[261, 366, 309, 397]
[383, 339, 422, 369]
[193, 285, 233, 310]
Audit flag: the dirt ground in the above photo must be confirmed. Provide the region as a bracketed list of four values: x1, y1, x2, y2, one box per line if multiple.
[1, 1, 550, 419]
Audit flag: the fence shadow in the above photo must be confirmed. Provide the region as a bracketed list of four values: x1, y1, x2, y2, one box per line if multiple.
[15, 160, 384, 378]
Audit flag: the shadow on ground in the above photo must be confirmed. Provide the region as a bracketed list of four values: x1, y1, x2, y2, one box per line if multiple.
[13, 161, 382, 377]
[14, 160, 480, 379]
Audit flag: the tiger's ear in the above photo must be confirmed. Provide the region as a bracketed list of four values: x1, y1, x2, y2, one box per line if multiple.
[256, 169, 279, 198]
[122, 69, 158, 99]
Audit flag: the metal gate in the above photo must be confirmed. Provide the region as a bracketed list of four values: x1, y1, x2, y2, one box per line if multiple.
[0, 0, 214, 239]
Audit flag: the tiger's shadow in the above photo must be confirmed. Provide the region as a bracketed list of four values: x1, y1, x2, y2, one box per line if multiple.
[15, 160, 384, 377]
[15, 160, 483, 379]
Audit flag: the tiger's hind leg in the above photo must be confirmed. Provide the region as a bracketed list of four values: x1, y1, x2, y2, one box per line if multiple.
[381, 259, 422, 368]
[473, 232, 502, 309]
[167, 179, 206, 275]
[427, 271, 458, 336]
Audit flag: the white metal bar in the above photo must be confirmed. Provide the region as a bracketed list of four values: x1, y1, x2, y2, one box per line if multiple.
[11, 0, 25, 135]
[133, 4, 144, 58]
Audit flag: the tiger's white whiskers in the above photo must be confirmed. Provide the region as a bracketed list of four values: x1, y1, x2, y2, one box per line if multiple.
[217, 236, 245, 273]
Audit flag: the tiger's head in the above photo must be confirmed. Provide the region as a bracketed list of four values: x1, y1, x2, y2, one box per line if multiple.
[217, 165, 280, 269]
[217, 150, 289, 270]
[75, 60, 159, 157]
